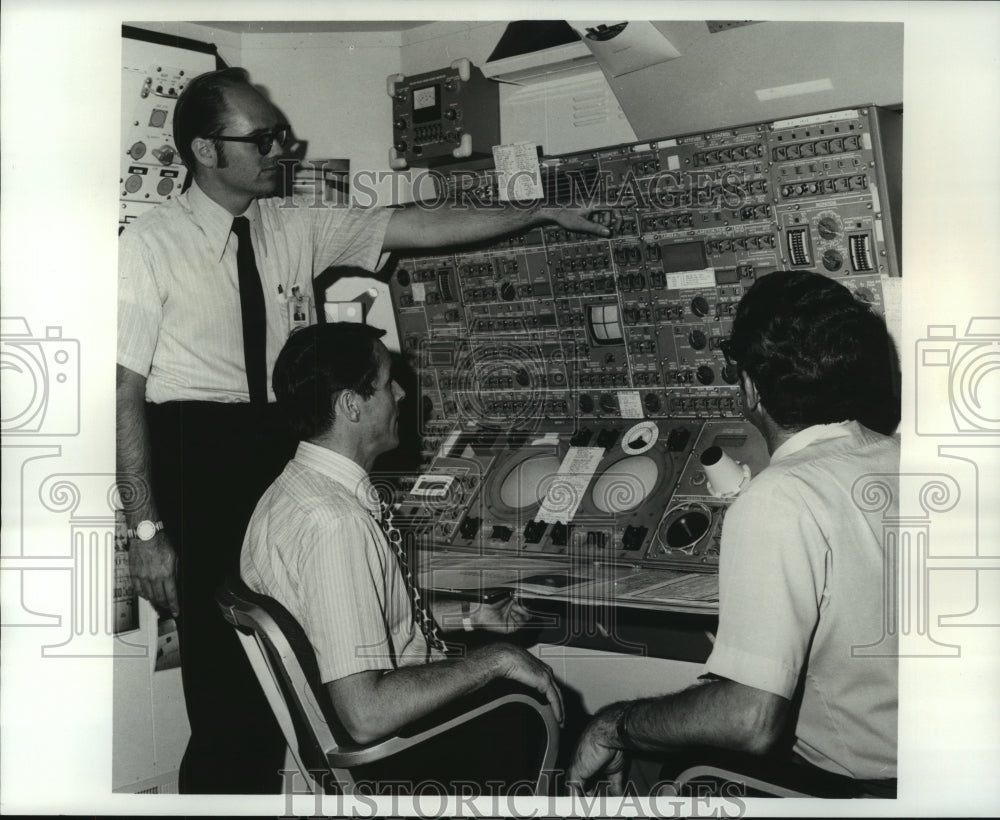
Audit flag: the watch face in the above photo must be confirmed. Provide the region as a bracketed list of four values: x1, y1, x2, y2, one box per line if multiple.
[136, 520, 157, 540]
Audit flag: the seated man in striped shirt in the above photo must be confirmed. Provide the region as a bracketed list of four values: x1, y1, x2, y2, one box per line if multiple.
[241, 321, 562, 791]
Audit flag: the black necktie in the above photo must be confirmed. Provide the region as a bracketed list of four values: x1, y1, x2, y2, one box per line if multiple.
[232, 216, 267, 406]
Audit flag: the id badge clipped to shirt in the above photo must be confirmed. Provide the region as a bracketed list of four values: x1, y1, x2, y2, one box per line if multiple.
[286, 284, 313, 335]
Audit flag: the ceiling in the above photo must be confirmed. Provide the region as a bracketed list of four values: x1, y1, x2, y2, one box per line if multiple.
[201, 21, 430, 34]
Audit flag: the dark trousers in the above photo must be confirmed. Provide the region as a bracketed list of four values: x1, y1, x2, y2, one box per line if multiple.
[147, 400, 297, 794]
[341, 685, 552, 795]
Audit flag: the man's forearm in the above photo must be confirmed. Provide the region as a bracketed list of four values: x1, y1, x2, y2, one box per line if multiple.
[327, 646, 507, 745]
[383, 201, 608, 251]
[116, 365, 180, 615]
[115, 364, 158, 526]
[614, 679, 788, 756]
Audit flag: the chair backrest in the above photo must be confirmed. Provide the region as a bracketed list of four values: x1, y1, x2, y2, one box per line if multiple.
[216, 574, 355, 789]
[218, 573, 561, 796]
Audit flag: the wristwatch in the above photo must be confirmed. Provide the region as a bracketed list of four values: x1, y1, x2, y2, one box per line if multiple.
[127, 520, 164, 541]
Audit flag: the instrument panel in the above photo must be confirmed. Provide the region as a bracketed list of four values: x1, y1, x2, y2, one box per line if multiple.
[120, 64, 192, 232]
[387, 105, 901, 573]
[394, 418, 769, 572]
[387, 58, 501, 169]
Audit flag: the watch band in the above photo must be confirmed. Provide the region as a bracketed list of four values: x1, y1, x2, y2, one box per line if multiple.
[127, 520, 164, 540]
[615, 701, 638, 750]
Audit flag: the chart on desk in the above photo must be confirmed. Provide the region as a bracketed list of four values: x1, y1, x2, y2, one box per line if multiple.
[388, 105, 901, 573]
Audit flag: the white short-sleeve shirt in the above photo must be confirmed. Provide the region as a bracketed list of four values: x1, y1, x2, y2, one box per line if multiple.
[704, 421, 899, 780]
[118, 181, 393, 403]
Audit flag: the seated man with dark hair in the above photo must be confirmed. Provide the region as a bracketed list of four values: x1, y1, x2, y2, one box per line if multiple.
[569, 271, 899, 798]
[241, 322, 562, 791]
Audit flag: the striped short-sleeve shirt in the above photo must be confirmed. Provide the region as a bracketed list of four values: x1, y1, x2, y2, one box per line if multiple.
[241, 442, 445, 683]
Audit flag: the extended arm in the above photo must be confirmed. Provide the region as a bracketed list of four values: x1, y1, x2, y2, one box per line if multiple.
[382, 201, 610, 251]
[116, 364, 179, 616]
[325, 642, 563, 745]
[568, 678, 789, 794]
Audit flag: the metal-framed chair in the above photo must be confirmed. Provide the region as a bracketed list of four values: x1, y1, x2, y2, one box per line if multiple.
[216, 574, 560, 795]
[673, 764, 815, 797]
[672, 758, 896, 798]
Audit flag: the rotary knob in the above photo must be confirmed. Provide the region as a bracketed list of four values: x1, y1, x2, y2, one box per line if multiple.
[579, 394, 595, 413]
[599, 393, 619, 413]
[691, 296, 710, 317]
[721, 364, 740, 385]
[688, 330, 708, 350]
[153, 146, 175, 165]
[644, 393, 662, 413]
[500, 282, 516, 301]
[816, 215, 842, 240]
[696, 365, 715, 385]
[822, 249, 844, 272]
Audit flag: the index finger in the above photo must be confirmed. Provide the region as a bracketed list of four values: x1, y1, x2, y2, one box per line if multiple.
[509, 598, 530, 613]
[160, 575, 180, 618]
[541, 673, 564, 725]
[578, 215, 612, 237]
[505, 598, 531, 619]
[556, 207, 612, 237]
[608, 767, 625, 797]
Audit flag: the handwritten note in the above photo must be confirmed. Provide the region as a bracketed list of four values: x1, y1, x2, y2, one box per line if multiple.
[492, 142, 543, 202]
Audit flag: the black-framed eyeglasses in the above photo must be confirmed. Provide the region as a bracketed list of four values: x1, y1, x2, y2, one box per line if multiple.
[214, 124, 291, 156]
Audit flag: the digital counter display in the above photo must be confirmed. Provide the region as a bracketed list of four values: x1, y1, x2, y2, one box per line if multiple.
[661, 241, 708, 273]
